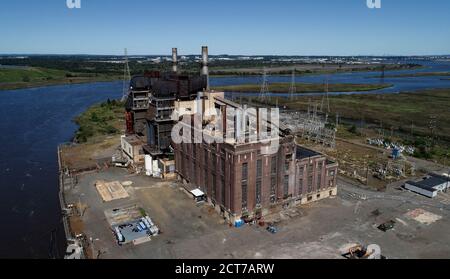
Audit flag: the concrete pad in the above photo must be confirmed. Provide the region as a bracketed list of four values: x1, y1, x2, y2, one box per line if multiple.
[95, 180, 130, 202]
[405, 209, 442, 225]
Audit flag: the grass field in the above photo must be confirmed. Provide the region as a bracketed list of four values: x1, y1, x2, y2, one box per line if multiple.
[209, 63, 421, 76]
[251, 89, 450, 164]
[0, 67, 121, 90]
[74, 99, 125, 143]
[212, 82, 392, 93]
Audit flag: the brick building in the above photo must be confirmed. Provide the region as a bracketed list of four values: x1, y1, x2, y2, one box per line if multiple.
[173, 92, 338, 222]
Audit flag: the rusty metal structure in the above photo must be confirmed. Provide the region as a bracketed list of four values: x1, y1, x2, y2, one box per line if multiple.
[124, 47, 208, 157]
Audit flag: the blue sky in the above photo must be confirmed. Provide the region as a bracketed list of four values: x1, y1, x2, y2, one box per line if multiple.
[1, 0, 449, 55]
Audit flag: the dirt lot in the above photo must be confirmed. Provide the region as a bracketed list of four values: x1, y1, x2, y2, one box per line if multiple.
[60, 135, 120, 171]
[63, 167, 450, 259]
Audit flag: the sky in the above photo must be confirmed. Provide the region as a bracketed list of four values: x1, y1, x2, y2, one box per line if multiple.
[0, 0, 449, 56]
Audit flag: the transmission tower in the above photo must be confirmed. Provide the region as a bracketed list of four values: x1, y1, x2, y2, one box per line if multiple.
[259, 67, 270, 103]
[289, 69, 297, 100]
[320, 75, 330, 113]
[381, 64, 386, 79]
[428, 115, 437, 144]
[121, 48, 131, 102]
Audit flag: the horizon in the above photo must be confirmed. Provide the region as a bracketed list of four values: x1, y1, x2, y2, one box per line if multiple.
[1, 53, 450, 57]
[1, 0, 450, 56]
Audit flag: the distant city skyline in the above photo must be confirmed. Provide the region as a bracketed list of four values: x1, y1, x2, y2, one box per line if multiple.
[1, 0, 449, 56]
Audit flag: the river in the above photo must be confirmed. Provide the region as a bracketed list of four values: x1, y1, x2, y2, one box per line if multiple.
[0, 60, 449, 258]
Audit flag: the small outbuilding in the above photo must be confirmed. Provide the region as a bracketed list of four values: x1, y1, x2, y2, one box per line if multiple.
[190, 189, 206, 202]
[405, 173, 450, 198]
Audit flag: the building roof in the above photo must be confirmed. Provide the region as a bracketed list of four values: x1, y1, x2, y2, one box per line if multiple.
[191, 189, 205, 197]
[406, 174, 449, 192]
[296, 146, 321, 160]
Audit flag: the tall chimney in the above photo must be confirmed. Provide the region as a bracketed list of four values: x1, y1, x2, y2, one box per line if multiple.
[172, 48, 178, 73]
[201, 46, 210, 90]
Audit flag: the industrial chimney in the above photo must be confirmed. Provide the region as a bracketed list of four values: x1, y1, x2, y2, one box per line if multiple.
[201, 46, 210, 90]
[172, 48, 178, 73]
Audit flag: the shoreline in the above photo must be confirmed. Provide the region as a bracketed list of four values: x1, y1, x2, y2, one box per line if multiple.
[0, 78, 122, 91]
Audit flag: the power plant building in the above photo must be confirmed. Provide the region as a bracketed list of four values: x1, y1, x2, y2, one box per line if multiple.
[123, 46, 338, 223]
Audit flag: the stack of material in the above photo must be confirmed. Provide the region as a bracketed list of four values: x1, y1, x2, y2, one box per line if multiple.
[95, 180, 130, 202]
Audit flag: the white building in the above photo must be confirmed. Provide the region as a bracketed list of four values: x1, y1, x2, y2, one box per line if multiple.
[405, 173, 450, 198]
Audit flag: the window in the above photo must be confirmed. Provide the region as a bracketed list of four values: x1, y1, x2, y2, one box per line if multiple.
[270, 196, 276, 204]
[212, 154, 217, 171]
[212, 174, 216, 201]
[221, 158, 225, 175]
[241, 162, 248, 210]
[308, 163, 314, 173]
[284, 175, 289, 198]
[307, 175, 313, 193]
[221, 177, 225, 205]
[271, 156, 277, 174]
[256, 159, 262, 178]
[242, 181, 248, 210]
[270, 177, 277, 197]
[204, 151, 208, 167]
[285, 162, 290, 172]
[299, 166, 304, 177]
[317, 165, 322, 189]
[286, 154, 292, 161]
[242, 163, 248, 181]
[299, 178, 303, 195]
[256, 180, 262, 205]
[192, 163, 196, 184]
[204, 168, 208, 194]
[185, 155, 189, 178]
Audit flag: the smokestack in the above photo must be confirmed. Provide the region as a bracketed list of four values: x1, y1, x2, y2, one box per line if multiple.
[201, 46, 210, 90]
[172, 48, 178, 73]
